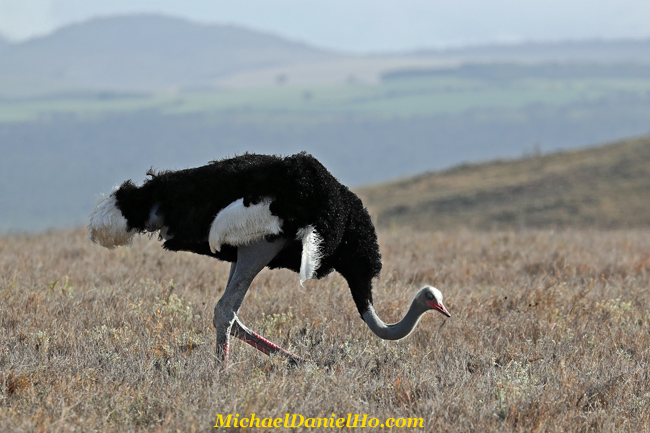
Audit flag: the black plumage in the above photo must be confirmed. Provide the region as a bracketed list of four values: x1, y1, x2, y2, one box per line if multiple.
[112, 152, 382, 315]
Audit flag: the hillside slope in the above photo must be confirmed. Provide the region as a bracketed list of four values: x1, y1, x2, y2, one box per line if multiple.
[358, 135, 650, 230]
[0, 14, 335, 91]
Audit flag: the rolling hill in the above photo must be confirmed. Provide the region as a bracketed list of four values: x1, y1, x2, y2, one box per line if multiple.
[358, 134, 650, 230]
[0, 14, 337, 92]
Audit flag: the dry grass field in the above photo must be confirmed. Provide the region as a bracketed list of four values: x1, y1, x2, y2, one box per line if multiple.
[1, 227, 649, 432]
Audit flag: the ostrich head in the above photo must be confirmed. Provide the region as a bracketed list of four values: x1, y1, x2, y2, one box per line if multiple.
[417, 285, 451, 317]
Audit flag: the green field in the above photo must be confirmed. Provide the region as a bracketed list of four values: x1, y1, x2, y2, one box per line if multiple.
[3, 62, 650, 233]
[3, 64, 650, 122]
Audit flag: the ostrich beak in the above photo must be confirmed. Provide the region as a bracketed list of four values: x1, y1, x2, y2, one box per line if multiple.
[427, 300, 451, 317]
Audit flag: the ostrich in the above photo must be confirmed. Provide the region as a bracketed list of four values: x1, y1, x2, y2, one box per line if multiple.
[89, 152, 450, 365]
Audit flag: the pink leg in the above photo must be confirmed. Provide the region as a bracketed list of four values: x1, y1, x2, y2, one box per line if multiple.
[231, 318, 305, 365]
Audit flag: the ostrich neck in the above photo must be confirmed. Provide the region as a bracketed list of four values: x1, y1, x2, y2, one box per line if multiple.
[362, 299, 427, 341]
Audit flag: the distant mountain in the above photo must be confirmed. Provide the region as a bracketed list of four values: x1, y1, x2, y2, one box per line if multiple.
[3, 16, 650, 93]
[415, 39, 650, 64]
[0, 14, 337, 91]
[359, 135, 650, 230]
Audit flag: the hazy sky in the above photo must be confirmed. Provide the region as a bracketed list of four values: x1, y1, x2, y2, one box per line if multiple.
[1, 0, 649, 52]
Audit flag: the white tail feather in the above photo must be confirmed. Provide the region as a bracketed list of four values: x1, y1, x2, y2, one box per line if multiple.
[89, 194, 135, 248]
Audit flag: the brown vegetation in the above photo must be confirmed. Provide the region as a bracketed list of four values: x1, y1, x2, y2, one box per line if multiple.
[1, 228, 649, 432]
[359, 135, 650, 231]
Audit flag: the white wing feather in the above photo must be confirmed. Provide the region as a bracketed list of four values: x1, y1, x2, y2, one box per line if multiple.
[209, 198, 283, 253]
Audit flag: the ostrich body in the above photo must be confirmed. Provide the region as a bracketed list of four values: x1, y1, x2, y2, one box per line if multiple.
[89, 152, 450, 365]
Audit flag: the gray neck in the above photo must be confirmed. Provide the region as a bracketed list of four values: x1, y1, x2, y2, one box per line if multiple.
[361, 298, 428, 341]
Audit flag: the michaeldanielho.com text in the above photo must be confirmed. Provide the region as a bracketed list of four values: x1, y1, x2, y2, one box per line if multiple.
[214, 413, 424, 429]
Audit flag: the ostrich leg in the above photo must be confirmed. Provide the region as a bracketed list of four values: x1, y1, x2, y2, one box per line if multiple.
[221, 260, 305, 364]
[213, 238, 289, 366]
[231, 317, 305, 364]
[214, 261, 237, 363]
